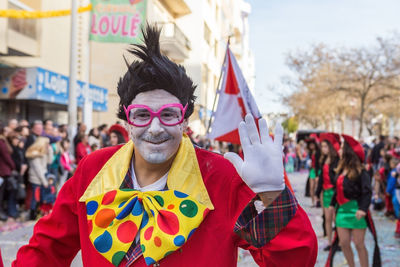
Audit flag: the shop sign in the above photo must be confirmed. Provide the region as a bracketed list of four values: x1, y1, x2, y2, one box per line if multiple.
[0, 67, 108, 111]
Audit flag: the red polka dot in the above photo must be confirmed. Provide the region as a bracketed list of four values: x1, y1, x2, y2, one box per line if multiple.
[117, 221, 137, 243]
[102, 190, 117, 205]
[88, 220, 93, 235]
[144, 226, 154, 240]
[157, 210, 179, 235]
[154, 236, 162, 247]
[167, 204, 174, 210]
[95, 208, 116, 228]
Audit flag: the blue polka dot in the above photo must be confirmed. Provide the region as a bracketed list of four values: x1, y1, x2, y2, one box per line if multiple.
[140, 211, 149, 229]
[94, 231, 112, 253]
[2, 87, 8, 94]
[188, 228, 197, 240]
[173, 235, 185, 246]
[86, 201, 98, 215]
[118, 201, 126, 208]
[116, 199, 135, 220]
[144, 257, 156, 265]
[131, 197, 143, 216]
[174, 191, 188, 198]
[150, 209, 155, 217]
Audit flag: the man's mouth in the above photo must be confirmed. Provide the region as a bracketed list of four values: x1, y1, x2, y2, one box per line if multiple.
[140, 133, 172, 145]
[145, 139, 168, 145]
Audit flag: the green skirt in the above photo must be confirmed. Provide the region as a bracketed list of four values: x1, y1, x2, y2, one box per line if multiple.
[322, 188, 334, 208]
[336, 200, 367, 229]
[309, 168, 317, 179]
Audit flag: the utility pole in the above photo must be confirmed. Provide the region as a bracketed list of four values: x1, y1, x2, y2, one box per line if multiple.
[81, 0, 92, 132]
[68, 0, 78, 145]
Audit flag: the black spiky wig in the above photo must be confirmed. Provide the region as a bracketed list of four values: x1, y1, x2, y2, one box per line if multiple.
[117, 24, 197, 121]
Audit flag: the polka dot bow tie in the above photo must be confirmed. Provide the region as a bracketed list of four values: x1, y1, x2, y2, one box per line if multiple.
[86, 189, 210, 266]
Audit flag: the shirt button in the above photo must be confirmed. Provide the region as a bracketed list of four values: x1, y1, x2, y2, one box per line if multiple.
[154, 263, 160, 267]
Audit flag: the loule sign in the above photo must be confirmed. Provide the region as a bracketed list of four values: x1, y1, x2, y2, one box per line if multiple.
[90, 0, 147, 43]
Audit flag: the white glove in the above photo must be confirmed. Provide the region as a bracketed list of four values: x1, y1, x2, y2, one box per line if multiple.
[224, 114, 285, 193]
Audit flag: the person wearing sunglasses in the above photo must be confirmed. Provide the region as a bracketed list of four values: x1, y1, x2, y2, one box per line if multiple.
[10, 25, 317, 267]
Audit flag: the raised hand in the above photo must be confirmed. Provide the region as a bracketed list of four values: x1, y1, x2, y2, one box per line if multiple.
[224, 114, 285, 193]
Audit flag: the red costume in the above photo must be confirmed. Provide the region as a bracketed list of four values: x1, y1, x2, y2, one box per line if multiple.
[12, 143, 317, 266]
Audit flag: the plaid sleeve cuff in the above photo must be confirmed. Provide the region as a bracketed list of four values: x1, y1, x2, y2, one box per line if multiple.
[234, 186, 298, 248]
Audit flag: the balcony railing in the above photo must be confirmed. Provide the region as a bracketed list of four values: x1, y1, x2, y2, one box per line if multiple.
[160, 22, 191, 51]
[158, 0, 191, 18]
[8, 2, 38, 39]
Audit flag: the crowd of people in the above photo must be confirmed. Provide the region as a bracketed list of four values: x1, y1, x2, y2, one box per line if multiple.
[0, 118, 130, 225]
[282, 132, 400, 267]
[0, 116, 233, 228]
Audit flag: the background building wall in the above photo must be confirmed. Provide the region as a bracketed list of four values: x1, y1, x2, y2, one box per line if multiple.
[0, 0, 254, 135]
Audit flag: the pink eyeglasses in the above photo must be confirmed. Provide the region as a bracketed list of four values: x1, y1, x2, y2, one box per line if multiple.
[124, 103, 188, 127]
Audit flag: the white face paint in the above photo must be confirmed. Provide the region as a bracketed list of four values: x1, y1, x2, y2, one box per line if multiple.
[127, 89, 187, 164]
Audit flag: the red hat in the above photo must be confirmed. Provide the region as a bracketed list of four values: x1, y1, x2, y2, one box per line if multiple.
[305, 133, 320, 144]
[342, 134, 364, 162]
[320, 132, 341, 153]
[109, 124, 129, 143]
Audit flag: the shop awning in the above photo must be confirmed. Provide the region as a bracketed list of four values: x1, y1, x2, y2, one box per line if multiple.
[0, 67, 108, 111]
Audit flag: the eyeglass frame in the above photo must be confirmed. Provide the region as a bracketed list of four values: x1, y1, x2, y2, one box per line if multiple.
[123, 103, 188, 127]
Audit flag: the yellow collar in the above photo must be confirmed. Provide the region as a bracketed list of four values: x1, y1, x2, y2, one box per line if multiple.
[79, 134, 214, 210]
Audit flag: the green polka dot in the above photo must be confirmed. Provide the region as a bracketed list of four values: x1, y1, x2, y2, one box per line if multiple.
[120, 188, 134, 192]
[141, 244, 146, 253]
[154, 195, 164, 207]
[112, 251, 125, 266]
[164, 251, 174, 257]
[109, 221, 114, 226]
[179, 200, 198, 218]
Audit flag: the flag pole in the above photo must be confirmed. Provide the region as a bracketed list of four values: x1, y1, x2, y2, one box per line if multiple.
[68, 0, 78, 148]
[206, 37, 231, 135]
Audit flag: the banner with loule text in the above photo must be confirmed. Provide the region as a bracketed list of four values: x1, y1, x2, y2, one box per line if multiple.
[90, 0, 147, 43]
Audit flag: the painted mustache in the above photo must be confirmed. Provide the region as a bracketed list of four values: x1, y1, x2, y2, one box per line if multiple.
[140, 132, 172, 144]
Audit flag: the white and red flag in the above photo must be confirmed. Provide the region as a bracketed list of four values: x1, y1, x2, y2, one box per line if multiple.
[207, 46, 261, 144]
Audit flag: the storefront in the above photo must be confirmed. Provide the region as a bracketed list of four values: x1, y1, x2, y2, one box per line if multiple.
[0, 67, 108, 124]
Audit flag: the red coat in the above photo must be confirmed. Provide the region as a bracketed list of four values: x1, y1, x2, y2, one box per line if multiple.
[13, 146, 317, 267]
[0, 138, 15, 177]
[75, 142, 92, 165]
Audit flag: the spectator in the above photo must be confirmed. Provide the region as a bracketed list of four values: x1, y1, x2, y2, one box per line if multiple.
[371, 135, 386, 172]
[39, 174, 56, 216]
[48, 140, 62, 186]
[108, 124, 129, 146]
[8, 119, 18, 131]
[98, 124, 109, 147]
[73, 123, 87, 149]
[19, 119, 29, 127]
[75, 133, 91, 165]
[88, 128, 101, 151]
[42, 119, 61, 144]
[59, 139, 75, 191]
[25, 137, 52, 220]
[7, 133, 27, 219]
[0, 125, 16, 221]
[24, 120, 43, 150]
[58, 124, 68, 140]
[15, 126, 30, 140]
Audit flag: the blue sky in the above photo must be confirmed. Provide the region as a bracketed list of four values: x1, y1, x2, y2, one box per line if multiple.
[247, 0, 400, 114]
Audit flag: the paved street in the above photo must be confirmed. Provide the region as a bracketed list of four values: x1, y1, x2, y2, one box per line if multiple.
[1, 172, 399, 266]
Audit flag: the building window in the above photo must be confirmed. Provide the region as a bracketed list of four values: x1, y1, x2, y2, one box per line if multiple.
[204, 22, 211, 45]
[214, 40, 218, 58]
[215, 5, 220, 23]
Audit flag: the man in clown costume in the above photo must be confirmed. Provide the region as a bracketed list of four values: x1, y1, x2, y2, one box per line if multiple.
[11, 25, 317, 267]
